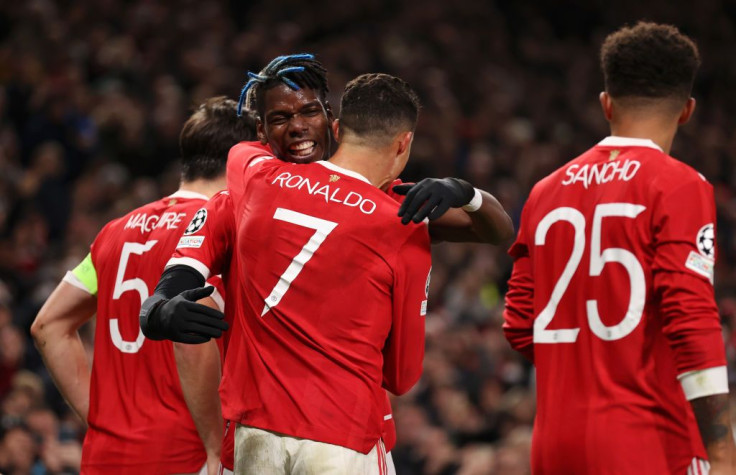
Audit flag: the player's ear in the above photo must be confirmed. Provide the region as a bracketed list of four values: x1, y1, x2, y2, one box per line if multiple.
[324, 101, 334, 121]
[678, 97, 696, 125]
[599, 92, 613, 121]
[331, 119, 341, 142]
[396, 131, 413, 157]
[256, 117, 267, 145]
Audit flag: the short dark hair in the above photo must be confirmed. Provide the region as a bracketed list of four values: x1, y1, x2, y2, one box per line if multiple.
[339, 73, 420, 145]
[237, 54, 329, 119]
[179, 96, 257, 181]
[601, 22, 700, 101]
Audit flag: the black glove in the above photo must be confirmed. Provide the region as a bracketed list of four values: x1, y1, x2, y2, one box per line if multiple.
[140, 286, 228, 344]
[394, 178, 475, 224]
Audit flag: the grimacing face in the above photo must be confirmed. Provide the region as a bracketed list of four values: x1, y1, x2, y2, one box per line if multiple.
[257, 84, 332, 164]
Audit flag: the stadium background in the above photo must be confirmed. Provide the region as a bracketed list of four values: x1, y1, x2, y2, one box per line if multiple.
[1, 0, 735, 473]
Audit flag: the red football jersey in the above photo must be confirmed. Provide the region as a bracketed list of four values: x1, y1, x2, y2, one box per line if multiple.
[503, 137, 726, 474]
[77, 191, 222, 474]
[171, 142, 432, 454]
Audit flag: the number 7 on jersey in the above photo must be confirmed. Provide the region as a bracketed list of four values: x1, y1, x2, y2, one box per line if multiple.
[262, 208, 338, 316]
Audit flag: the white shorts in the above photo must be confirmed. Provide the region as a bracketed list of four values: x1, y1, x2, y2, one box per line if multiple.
[686, 458, 710, 475]
[233, 424, 395, 475]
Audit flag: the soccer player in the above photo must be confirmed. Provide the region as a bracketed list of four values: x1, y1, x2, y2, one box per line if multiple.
[238, 54, 513, 243]
[31, 97, 256, 475]
[155, 54, 514, 474]
[142, 73, 430, 473]
[503, 22, 736, 474]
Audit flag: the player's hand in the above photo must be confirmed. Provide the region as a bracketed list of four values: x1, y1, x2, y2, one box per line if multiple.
[394, 178, 475, 224]
[206, 453, 221, 475]
[144, 287, 228, 344]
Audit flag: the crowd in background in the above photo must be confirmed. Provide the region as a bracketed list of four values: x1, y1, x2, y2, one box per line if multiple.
[1, 0, 736, 473]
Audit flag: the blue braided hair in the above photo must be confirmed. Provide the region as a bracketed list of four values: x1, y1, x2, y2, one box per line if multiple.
[236, 53, 329, 117]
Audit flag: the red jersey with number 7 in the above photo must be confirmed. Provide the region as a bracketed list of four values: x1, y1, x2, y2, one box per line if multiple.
[68, 191, 225, 474]
[170, 142, 432, 454]
[503, 136, 726, 474]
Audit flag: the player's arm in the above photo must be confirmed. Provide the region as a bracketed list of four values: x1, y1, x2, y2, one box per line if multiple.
[691, 394, 735, 473]
[502, 244, 535, 362]
[141, 192, 232, 343]
[659, 269, 736, 469]
[174, 285, 224, 475]
[654, 176, 736, 468]
[382, 226, 432, 395]
[31, 255, 98, 423]
[393, 178, 514, 244]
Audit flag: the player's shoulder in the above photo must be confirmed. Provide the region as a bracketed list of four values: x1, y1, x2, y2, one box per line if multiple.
[103, 198, 165, 233]
[228, 141, 276, 169]
[227, 141, 280, 189]
[91, 199, 162, 252]
[106, 192, 207, 237]
[654, 153, 712, 191]
[596, 136, 710, 190]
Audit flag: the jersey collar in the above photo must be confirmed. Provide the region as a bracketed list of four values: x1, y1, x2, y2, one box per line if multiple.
[598, 136, 663, 152]
[315, 160, 371, 184]
[168, 190, 210, 201]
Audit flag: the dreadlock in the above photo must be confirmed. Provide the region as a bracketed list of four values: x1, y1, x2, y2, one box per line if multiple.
[237, 53, 329, 118]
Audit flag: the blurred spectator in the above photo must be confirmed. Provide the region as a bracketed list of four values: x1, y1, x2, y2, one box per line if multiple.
[3, 0, 736, 473]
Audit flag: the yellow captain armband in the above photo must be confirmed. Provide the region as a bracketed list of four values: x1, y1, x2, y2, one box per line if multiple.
[69, 253, 98, 296]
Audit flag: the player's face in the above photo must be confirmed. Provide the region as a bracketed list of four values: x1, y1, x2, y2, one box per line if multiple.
[258, 84, 332, 164]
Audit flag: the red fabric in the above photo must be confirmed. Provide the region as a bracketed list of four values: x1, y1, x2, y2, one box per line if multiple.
[83, 193, 224, 473]
[175, 141, 431, 454]
[503, 141, 724, 474]
[221, 420, 235, 472]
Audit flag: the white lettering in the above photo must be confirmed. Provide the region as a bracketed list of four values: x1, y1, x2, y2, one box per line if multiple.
[329, 188, 343, 203]
[271, 172, 377, 215]
[145, 215, 159, 231]
[589, 163, 603, 185]
[273, 172, 291, 186]
[561, 160, 641, 189]
[601, 163, 616, 183]
[360, 200, 377, 214]
[285, 176, 302, 188]
[125, 214, 139, 230]
[298, 178, 319, 194]
[343, 191, 363, 207]
[573, 165, 589, 189]
[123, 211, 188, 234]
[623, 160, 640, 181]
[314, 184, 330, 203]
[562, 165, 578, 185]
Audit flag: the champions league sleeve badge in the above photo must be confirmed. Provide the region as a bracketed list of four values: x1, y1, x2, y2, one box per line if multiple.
[184, 209, 207, 235]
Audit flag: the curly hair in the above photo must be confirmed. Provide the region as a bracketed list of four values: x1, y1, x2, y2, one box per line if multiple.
[601, 22, 700, 101]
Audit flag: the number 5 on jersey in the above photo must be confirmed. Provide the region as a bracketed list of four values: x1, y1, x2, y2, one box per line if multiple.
[534, 203, 646, 344]
[111, 240, 158, 353]
[262, 208, 338, 316]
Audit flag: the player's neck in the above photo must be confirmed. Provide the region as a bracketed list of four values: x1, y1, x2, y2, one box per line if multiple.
[179, 176, 226, 199]
[328, 143, 397, 190]
[609, 118, 678, 155]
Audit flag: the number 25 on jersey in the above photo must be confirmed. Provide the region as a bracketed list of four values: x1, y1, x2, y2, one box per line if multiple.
[534, 203, 646, 344]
